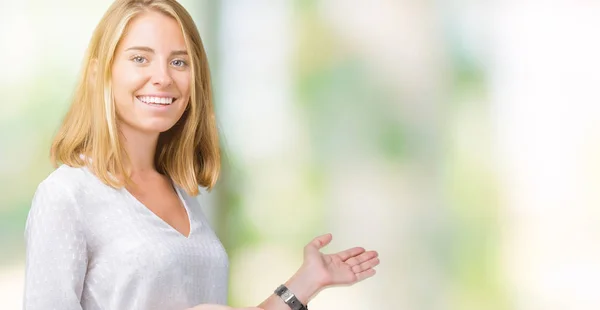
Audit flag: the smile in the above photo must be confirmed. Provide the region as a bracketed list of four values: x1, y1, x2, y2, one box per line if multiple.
[136, 95, 177, 106]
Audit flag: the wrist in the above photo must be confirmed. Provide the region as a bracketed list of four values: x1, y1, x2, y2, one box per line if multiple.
[284, 267, 323, 305]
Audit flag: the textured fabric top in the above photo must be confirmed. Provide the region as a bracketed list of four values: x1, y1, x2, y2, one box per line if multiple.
[23, 164, 229, 310]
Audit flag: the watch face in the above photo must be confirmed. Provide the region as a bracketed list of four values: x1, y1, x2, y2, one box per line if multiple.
[282, 290, 294, 302]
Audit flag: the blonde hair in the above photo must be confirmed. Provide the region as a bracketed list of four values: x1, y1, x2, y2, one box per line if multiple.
[51, 0, 219, 196]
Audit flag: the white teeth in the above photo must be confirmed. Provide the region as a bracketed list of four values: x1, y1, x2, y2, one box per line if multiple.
[138, 96, 174, 105]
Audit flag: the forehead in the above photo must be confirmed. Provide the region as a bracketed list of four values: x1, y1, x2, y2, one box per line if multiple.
[118, 10, 186, 51]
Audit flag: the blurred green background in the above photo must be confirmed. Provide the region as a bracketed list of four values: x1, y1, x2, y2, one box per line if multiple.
[3, 1, 600, 309]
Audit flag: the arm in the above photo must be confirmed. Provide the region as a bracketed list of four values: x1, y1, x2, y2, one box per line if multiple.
[189, 234, 379, 310]
[23, 179, 88, 310]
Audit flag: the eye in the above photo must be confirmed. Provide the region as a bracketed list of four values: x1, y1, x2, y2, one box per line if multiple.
[131, 55, 148, 64]
[171, 59, 188, 67]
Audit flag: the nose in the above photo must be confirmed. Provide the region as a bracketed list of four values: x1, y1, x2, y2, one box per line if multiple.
[150, 62, 173, 87]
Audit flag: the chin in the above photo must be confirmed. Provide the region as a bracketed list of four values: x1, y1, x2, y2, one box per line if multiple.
[140, 120, 180, 134]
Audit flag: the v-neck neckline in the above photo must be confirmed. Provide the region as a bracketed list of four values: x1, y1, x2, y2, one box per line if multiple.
[77, 157, 193, 239]
[122, 180, 193, 239]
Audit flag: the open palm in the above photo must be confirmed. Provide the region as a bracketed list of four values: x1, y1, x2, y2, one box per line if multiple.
[302, 233, 379, 287]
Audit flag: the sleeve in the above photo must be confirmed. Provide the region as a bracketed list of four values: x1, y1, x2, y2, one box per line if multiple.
[23, 179, 87, 310]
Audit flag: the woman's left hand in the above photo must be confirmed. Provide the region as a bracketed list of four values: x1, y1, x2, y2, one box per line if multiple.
[300, 233, 380, 288]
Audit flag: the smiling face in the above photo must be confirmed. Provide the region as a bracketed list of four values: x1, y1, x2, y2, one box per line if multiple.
[111, 10, 191, 135]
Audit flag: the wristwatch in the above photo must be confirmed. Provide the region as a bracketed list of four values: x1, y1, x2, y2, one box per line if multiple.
[274, 284, 308, 310]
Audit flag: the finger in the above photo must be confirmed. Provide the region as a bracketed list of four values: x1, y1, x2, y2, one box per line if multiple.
[352, 256, 380, 273]
[345, 250, 378, 267]
[305, 233, 333, 251]
[355, 268, 377, 282]
[337, 247, 365, 261]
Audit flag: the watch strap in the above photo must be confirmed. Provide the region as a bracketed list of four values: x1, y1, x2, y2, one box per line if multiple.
[274, 284, 308, 310]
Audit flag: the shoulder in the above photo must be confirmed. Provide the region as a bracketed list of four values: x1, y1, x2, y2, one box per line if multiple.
[42, 164, 88, 188]
[26, 166, 92, 245]
[27, 165, 91, 235]
[31, 164, 90, 208]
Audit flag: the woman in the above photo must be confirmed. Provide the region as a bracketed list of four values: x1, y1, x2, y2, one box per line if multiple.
[23, 0, 380, 309]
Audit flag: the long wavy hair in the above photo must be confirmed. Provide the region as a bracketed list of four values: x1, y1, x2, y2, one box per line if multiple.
[50, 0, 219, 196]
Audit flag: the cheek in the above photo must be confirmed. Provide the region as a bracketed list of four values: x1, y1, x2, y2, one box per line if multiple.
[174, 72, 191, 96]
[112, 69, 143, 120]
[112, 63, 145, 99]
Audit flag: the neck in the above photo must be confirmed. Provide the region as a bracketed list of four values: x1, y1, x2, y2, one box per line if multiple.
[119, 123, 160, 178]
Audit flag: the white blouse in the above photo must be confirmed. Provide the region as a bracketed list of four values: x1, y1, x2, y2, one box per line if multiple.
[23, 164, 229, 310]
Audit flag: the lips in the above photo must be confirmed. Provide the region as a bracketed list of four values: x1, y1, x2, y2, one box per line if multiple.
[136, 95, 176, 105]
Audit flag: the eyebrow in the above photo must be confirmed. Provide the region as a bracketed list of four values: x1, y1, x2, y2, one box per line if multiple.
[124, 46, 188, 56]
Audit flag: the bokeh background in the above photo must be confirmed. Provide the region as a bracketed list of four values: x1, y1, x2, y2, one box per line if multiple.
[2, 0, 600, 309]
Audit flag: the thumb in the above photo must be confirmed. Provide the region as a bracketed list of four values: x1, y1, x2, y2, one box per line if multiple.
[304, 233, 333, 254]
